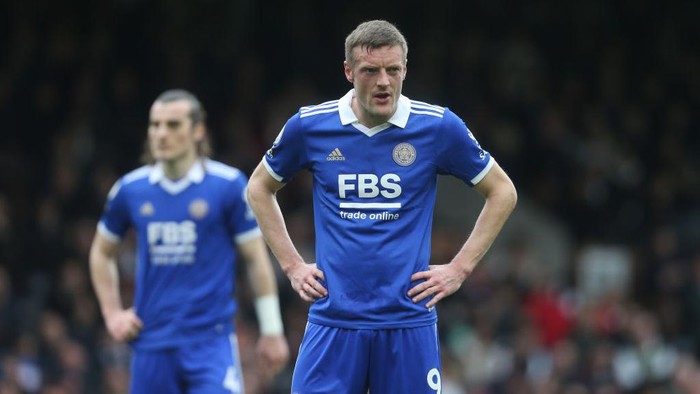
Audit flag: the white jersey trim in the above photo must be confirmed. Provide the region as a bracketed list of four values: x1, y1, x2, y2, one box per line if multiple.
[301, 99, 339, 113]
[349, 123, 392, 137]
[149, 160, 206, 195]
[410, 100, 445, 113]
[235, 227, 262, 244]
[471, 156, 495, 185]
[338, 90, 410, 130]
[339, 202, 402, 209]
[123, 166, 150, 185]
[409, 109, 444, 118]
[262, 157, 284, 183]
[97, 221, 122, 243]
[300, 100, 340, 118]
[205, 159, 242, 181]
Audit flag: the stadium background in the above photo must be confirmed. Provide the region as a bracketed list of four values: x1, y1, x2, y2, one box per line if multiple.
[0, 0, 699, 393]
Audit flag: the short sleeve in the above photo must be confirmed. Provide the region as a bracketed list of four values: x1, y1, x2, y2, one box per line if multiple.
[225, 174, 262, 244]
[435, 110, 494, 186]
[98, 179, 132, 242]
[262, 113, 309, 183]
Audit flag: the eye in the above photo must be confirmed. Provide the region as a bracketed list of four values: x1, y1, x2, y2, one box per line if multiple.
[361, 67, 378, 75]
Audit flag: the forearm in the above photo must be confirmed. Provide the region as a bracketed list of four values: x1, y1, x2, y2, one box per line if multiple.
[247, 162, 327, 304]
[454, 199, 514, 270]
[239, 236, 285, 336]
[241, 237, 278, 298]
[89, 242, 123, 317]
[452, 175, 517, 274]
[247, 182, 305, 275]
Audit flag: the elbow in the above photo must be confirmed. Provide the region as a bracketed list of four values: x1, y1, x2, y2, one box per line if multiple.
[246, 184, 255, 205]
[247, 167, 283, 204]
[246, 178, 271, 214]
[246, 185, 261, 215]
[246, 177, 263, 204]
[509, 187, 518, 213]
[507, 181, 518, 212]
[497, 180, 518, 215]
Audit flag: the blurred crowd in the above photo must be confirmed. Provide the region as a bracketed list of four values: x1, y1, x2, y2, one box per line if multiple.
[0, 1, 699, 393]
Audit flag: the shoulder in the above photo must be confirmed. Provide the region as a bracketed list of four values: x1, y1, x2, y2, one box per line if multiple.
[122, 165, 152, 185]
[204, 159, 243, 182]
[404, 97, 464, 130]
[407, 98, 446, 119]
[295, 99, 343, 129]
[108, 165, 151, 197]
[114, 165, 153, 188]
[299, 99, 341, 119]
[280, 98, 343, 138]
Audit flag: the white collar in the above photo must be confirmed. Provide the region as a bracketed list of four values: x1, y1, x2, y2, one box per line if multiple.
[149, 159, 205, 194]
[338, 89, 411, 133]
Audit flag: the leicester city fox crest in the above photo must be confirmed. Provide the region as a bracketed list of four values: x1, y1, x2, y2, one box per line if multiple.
[189, 199, 209, 219]
[392, 143, 416, 166]
[140, 201, 155, 216]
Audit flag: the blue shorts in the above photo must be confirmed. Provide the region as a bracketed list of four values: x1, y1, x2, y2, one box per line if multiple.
[130, 333, 244, 394]
[292, 322, 442, 394]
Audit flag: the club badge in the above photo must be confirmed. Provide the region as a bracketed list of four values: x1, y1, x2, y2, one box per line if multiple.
[189, 199, 209, 219]
[392, 142, 416, 166]
[140, 201, 155, 216]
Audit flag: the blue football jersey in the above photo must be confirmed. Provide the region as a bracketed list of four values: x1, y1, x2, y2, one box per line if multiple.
[98, 159, 261, 349]
[264, 90, 494, 329]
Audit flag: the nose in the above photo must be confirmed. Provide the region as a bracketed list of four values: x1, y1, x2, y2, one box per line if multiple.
[377, 69, 390, 87]
[151, 124, 168, 139]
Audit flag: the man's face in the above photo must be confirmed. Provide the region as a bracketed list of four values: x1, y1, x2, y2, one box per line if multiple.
[344, 45, 407, 128]
[148, 100, 202, 163]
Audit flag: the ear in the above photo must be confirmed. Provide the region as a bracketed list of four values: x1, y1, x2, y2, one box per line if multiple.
[344, 60, 354, 83]
[193, 122, 206, 142]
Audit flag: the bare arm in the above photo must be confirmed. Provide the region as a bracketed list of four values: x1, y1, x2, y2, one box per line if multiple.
[246, 162, 326, 302]
[239, 235, 282, 303]
[89, 231, 142, 342]
[409, 161, 517, 307]
[237, 235, 290, 376]
[451, 161, 518, 273]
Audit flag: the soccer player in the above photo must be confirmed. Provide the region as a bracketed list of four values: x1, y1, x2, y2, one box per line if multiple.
[246, 20, 517, 393]
[89, 89, 289, 393]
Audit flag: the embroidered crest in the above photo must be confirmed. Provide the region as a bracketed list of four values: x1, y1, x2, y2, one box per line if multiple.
[392, 143, 416, 166]
[189, 199, 209, 219]
[140, 201, 155, 216]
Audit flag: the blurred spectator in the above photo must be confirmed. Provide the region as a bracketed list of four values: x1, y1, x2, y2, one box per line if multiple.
[612, 308, 679, 391]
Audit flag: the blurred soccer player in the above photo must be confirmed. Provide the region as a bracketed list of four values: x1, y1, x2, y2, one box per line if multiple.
[247, 20, 517, 393]
[89, 89, 289, 393]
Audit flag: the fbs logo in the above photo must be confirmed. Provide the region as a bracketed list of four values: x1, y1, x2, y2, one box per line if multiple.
[327, 148, 345, 161]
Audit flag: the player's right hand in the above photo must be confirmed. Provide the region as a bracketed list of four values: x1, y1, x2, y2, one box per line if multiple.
[105, 307, 143, 342]
[256, 334, 290, 378]
[287, 263, 327, 302]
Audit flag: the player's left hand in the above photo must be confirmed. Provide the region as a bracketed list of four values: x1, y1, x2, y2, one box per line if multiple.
[408, 263, 469, 308]
[256, 334, 290, 378]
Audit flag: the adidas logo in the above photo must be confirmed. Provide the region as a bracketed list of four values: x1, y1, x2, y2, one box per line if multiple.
[326, 148, 345, 161]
